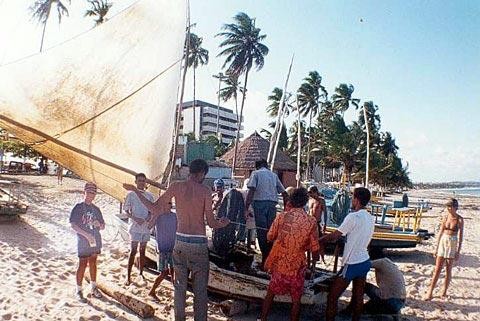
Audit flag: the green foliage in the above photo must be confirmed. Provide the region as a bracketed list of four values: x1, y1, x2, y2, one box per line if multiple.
[84, 0, 112, 26]
[201, 135, 226, 157]
[0, 140, 42, 160]
[187, 33, 209, 68]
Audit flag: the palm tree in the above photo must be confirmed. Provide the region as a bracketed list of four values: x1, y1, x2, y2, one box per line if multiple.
[217, 12, 268, 175]
[187, 32, 209, 140]
[30, 0, 70, 52]
[84, 0, 112, 26]
[219, 73, 243, 119]
[331, 83, 360, 114]
[297, 71, 327, 178]
[266, 87, 292, 118]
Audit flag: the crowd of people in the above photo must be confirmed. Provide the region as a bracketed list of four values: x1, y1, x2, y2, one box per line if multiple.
[68, 158, 464, 321]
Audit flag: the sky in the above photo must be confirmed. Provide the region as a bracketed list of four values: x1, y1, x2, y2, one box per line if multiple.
[0, 0, 479, 182]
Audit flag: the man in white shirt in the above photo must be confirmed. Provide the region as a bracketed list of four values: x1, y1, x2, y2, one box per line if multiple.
[319, 187, 375, 321]
[245, 159, 288, 269]
[123, 173, 155, 285]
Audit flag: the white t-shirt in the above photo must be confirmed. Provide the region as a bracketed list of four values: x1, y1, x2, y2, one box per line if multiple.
[338, 209, 375, 265]
[124, 190, 155, 234]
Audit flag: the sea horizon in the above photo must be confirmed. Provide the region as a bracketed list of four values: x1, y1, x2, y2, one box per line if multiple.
[437, 187, 480, 197]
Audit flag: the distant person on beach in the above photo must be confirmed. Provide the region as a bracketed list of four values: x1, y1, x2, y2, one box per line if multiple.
[56, 164, 63, 185]
[319, 187, 375, 321]
[70, 182, 105, 302]
[123, 159, 230, 321]
[260, 187, 320, 321]
[148, 202, 177, 301]
[344, 258, 406, 315]
[425, 198, 464, 300]
[123, 173, 155, 285]
[307, 186, 327, 234]
[245, 159, 288, 270]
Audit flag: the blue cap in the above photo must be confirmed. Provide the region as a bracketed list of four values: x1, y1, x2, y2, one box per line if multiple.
[214, 179, 225, 188]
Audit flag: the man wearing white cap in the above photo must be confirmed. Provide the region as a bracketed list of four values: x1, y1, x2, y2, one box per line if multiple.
[70, 182, 105, 302]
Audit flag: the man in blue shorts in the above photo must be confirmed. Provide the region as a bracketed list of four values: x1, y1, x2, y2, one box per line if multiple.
[70, 182, 105, 302]
[148, 202, 177, 301]
[319, 187, 375, 321]
[123, 173, 155, 285]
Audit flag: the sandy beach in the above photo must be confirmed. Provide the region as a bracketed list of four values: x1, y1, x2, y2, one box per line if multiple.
[1, 175, 479, 321]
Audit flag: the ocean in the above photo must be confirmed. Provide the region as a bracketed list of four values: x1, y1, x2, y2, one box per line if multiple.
[439, 188, 480, 197]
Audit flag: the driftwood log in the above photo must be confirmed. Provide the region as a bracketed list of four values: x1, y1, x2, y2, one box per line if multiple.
[85, 275, 155, 318]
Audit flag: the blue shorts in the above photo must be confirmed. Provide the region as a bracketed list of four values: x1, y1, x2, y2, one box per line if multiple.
[130, 232, 150, 243]
[339, 259, 371, 282]
[158, 252, 174, 271]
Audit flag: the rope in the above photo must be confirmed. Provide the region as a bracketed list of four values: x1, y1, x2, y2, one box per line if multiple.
[33, 57, 183, 144]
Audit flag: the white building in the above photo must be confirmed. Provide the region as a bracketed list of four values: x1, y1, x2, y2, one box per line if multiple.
[180, 100, 243, 145]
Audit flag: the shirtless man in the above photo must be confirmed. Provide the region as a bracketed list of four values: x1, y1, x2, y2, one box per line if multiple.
[307, 186, 327, 234]
[123, 159, 229, 321]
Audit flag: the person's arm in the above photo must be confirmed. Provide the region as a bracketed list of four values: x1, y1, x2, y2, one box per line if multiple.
[275, 175, 288, 209]
[267, 214, 281, 242]
[434, 216, 446, 257]
[245, 188, 255, 214]
[319, 214, 355, 244]
[123, 183, 171, 214]
[456, 216, 464, 260]
[204, 189, 230, 229]
[71, 223, 95, 243]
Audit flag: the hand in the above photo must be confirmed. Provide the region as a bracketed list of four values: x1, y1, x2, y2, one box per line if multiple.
[219, 217, 230, 227]
[123, 183, 136, 191]
[92, 220, 102, 228]
[84, 233, 95, 244]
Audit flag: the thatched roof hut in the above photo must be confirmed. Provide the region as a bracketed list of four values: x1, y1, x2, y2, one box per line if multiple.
[220, 132, 297, 186]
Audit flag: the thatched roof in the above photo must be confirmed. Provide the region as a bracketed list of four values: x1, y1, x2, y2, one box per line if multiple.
[220, 132, 296, 171]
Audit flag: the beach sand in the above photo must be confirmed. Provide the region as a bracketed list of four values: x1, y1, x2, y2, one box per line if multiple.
[0, 175, 479, 321]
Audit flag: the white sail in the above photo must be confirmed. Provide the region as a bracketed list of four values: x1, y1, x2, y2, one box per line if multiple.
[0, 0, 186, 201]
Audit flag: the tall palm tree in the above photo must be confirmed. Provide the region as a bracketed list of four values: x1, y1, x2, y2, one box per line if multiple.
[331, 83, 360, 114]
[297, 71, 327, 178]
[187, 32, 209, 140]
[84, 0, 112, 26]
[217, 12, 268, 175]
[30, 0, 70, 52]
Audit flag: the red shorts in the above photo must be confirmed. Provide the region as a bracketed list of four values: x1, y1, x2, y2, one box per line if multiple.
[268, 269, 305, 301]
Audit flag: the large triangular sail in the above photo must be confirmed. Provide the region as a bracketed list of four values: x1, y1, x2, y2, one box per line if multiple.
[0, 0, 187, 201]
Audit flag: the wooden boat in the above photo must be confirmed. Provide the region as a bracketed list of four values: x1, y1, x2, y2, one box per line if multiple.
[114, 214, 334, 305]
[0, 179, 28, 220]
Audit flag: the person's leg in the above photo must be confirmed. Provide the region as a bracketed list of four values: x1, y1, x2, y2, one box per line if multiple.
[88, 255, 97, 282]
[139, 241, 147, 278]
[326, 276, 350, 321]
[190, 244, 210, 321]
[260, 289, 275, 321]
[351, 277, 366, 321]
[364, 282, 381, 301]
[253, 201, 268, 266]
[76, 257, 88, 287]
[441, 259, 454, 298]
[425, 256, 444, 300]
[264, 202, 277, 259]
[125, 241, 138, 285]
[173, 242, 189, 321]
[149, 270, 168, 300]
[290, 299, 301, 321]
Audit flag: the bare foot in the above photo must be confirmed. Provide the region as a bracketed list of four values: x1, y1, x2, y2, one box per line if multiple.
[124, 279, 131, 286]
[148, 291, 160, 302]
[424, 293, 433, 301]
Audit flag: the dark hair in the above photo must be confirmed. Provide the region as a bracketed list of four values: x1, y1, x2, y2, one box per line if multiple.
[135, 173, 146, 180]
[255, 159, 268, 170]
[290, 187, 309, 208]
[189, 159, 209, 175]
[446, 198, 459, 209]
[353, 187, 371, 206]
[308, 186, 319, 194]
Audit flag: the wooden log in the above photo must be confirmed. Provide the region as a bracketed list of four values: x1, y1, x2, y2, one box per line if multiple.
[85, 275, 155, 318]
